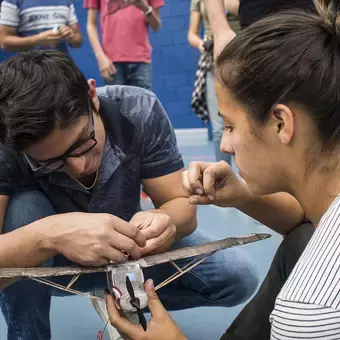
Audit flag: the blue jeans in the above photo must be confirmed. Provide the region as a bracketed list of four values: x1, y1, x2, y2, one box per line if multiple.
[0, 190, 259, 340]
[206, 71, 232, 165]
[104, 62, 152, 91]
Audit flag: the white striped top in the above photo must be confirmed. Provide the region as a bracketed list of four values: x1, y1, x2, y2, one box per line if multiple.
[270, 195, 340, 339]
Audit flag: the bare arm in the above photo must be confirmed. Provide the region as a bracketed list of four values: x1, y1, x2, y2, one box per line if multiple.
[86, 8, 116, 80]
[187, 11, 204, 52]
[132, 1, 162, 32]
[0, 25, 37, 51]
[204, 0, 235, 33]
[0, 25, 62, 52]
[145, 7, 161, 32]
[143, 169, 198, 240]
[86, 9, 105, 60]
[203, 0, 237, 57]
[235, 191, 306, 235]
[184, 162, 306, 236]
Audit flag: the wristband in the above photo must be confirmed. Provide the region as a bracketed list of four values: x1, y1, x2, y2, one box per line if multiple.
[143, 6, 153, 16]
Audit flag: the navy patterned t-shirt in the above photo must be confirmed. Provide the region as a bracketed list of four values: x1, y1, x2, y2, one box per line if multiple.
[0, 86, 184, 221]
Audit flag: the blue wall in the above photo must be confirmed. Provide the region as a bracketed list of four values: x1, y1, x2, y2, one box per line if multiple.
[0, 0, 206, 129]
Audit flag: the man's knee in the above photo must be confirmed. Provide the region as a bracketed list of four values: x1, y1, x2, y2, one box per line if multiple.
[222, 249, 259, 305]
[171, 231, 259, 306]
[202, 248, 259, 306]
[3, 190, 55, 234]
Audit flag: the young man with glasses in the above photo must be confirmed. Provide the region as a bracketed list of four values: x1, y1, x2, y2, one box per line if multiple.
[0, 50, 259, 340]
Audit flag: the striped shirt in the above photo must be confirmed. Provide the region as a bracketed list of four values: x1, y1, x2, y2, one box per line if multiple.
[0, 0, 78, 54]
[270, 195, 340, 339]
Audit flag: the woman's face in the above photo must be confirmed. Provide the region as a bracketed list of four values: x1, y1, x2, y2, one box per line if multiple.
[215, 80, 305, 196]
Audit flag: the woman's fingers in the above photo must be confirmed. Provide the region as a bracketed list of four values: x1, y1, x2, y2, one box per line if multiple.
[106, 293, 141, 339]
[187, 162, 205, 194]
[145, 280, 168, 318]
[188, 194, 212, 205]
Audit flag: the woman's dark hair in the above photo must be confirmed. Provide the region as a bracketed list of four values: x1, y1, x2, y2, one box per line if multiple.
[0, 50, 91, 151]
[216, 0, 340, 150]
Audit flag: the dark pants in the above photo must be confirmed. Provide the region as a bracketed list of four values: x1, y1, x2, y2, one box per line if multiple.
[221, 222, 315, 340]
[104, 62, 152, 90]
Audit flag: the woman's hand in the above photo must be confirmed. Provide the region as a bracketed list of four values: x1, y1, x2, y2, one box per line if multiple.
[106, 280, 187, 340]
[182, 161, 251, 207]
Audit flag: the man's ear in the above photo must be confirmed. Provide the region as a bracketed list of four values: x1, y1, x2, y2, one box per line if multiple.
[270, 104, 294, 145]
[87, 79, 99, 111]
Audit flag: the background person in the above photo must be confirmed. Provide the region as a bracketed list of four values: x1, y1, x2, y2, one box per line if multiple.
[0, 0, 82, 53]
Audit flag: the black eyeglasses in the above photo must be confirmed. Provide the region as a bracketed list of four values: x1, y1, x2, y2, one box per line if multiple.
[23, 112, 97, 174]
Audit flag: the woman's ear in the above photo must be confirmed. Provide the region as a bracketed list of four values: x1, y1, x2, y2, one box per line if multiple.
[270, 104, 294, 145]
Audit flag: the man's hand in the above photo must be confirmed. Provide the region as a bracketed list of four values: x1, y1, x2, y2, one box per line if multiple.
[106, 279, 187, 340]
[182, 161, 251, 207]
[97, 53, 116, 81]
[47, 212, 146, 266]
[58, 25, 76, 42]
[35, 29, 63, 47]
[130, 211, 176, 256]
[132, 0, 149, 11]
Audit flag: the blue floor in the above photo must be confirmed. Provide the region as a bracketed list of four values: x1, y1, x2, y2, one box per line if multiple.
[0, 134, 282, 340]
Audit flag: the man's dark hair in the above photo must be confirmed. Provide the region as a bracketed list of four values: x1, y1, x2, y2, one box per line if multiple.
[0, 50, 90, 151]
[216, 0, 340, 150]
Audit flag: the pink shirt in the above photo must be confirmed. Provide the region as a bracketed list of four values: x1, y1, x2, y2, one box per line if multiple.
[84, 0, 164, 63]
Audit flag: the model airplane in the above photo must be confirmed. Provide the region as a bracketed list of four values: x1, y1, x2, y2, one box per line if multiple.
[0, 233, 271, 333]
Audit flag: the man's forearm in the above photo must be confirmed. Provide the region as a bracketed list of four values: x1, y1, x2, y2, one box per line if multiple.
[1, 35, 39, 52]
[135, 2, 161, 31]
[158, 198, 197, 240]
[0, 216, 58, 289]
[145, 12, 161, 32]
[235, 192, 306, 235]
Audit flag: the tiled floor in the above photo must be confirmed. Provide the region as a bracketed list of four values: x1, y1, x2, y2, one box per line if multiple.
[0, 133, 282, 340]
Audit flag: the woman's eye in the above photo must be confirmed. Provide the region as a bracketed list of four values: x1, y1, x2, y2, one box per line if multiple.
[224, 126, 233, 133]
